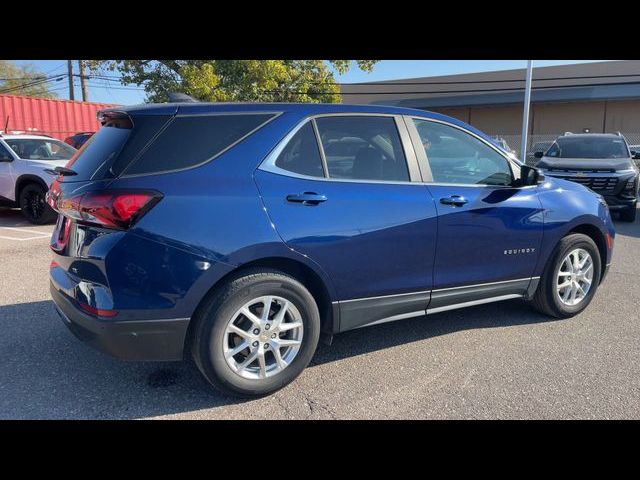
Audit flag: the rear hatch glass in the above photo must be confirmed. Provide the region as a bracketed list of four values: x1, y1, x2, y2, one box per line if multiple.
[61, 114, 171, 182]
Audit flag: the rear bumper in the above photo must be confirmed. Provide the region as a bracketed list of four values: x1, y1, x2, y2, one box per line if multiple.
[51, 282, 190, 361]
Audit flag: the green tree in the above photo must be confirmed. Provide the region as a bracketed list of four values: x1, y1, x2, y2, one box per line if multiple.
[0, 61, 59, 98]
[88, 60, 377, 103]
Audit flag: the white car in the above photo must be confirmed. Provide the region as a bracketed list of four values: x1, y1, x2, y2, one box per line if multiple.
[0, 134, 77, 224]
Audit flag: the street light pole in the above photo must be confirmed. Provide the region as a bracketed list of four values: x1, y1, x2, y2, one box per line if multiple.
[520, 60, 533, 160]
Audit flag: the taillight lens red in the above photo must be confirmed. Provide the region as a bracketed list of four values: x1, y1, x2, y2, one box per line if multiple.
[52, 190, 162, 230]
[78, 302, 118, 318]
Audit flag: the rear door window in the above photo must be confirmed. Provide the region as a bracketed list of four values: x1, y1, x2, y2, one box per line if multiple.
[274, 122, 325, 178]
[124, 114, 276, 176]
[314, 116, 410, 182]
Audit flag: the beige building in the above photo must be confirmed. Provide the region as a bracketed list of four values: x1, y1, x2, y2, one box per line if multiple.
[341, 61, 640, 155]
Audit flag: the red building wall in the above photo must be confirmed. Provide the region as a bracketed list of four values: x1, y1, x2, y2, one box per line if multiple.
[0, 94, 117, 141]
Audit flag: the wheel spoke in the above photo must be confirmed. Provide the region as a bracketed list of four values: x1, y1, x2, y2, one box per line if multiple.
[225, 341, 248, 358]
[228, 323, 252, 339]
[576, 283, 587, 297]
[570, 283, 578, 303]
[279, 321, 303, 332]
[277, 338, 302, 348]
[238, 349, 259, 371]
[272, 347, 287, 370]
[272, 300, 289, 328]
[261, 296, 274, 322]
[557, 280, 572, 290]
[571, 251, 580, 271]
[257, 351, 267, 379]
[583, 263, 593, 276]
[558, 270, 572, 277]
[240, 308, 262, 328]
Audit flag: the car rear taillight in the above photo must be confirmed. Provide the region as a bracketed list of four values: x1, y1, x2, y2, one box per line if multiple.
[78, 302, 118, 318]
[52, 190, 162, 230]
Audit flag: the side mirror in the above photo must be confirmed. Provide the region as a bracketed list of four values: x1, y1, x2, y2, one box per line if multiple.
[631, 151, 640, 160]
[534, 151, 544, 159]
[520, 164, 545, 186]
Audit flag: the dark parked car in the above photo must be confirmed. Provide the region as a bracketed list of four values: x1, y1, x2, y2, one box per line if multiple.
[526, 141, 552, 165]
[64, 132, 94, 149]
[48, 103, 615, 396]
[535, 133, 639, 222]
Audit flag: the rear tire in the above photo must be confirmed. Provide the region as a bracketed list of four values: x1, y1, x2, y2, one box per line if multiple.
[619, 205, 637, 223]
[19, 183, 56, 225]
[529, 233, 601, 318]
[191, 268, 321, 397]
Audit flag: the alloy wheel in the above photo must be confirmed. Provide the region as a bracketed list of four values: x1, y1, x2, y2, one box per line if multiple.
[556, 248, 594, 306]
[222, 296, 304, 380]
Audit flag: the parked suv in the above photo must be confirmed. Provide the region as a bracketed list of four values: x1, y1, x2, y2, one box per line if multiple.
[0, 134, 77, 223]
[48, 103, 615, 396]
[535, 133, 639, 222]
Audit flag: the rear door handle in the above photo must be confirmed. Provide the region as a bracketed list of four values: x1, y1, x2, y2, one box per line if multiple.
[439, 195, 468, 207]
[286, 192, 328, 206]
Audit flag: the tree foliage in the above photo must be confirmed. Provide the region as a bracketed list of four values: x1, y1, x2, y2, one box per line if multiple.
[88, 60, 377, 103]
[0, 61, 59, 98]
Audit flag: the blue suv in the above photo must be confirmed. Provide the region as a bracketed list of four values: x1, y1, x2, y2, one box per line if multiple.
[48, 102, 615, 396]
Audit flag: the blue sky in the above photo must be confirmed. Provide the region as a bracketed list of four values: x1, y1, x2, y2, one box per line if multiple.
[12, 60, 608, 105]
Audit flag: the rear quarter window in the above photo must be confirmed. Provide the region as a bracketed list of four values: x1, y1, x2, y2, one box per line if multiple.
[123, 113, 276, 176]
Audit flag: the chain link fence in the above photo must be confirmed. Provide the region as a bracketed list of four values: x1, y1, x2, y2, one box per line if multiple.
[492, 133, 640, 166]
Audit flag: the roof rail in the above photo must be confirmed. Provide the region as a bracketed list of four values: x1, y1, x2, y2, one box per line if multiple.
[167, 92, 199, 103]
[615, 131, 623, 137]
[563, 131, 573, 136]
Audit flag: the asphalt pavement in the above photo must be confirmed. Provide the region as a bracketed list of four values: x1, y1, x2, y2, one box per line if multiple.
[1, 206, 639, 419]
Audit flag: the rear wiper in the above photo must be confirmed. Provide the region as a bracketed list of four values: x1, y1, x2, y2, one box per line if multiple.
[45, 166, 78, 176]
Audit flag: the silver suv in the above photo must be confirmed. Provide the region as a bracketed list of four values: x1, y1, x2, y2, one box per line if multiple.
[0, 134, 77, 224]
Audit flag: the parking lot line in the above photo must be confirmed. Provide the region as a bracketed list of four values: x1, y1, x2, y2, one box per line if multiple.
[0, 235, 50, 241]
[0, 226, 51, 241]
[0, 227, 52, 235]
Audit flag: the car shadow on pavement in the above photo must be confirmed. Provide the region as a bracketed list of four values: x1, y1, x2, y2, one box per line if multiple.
[0, 297, 555, 419]
[0, 300, 246, 419]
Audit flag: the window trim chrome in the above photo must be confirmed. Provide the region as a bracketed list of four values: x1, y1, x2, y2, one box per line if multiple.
[258, 113, 422, 185]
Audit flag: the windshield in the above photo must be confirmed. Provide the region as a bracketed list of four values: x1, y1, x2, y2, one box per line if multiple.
[5, 138, 76, 161]
[546, 137, 629, 159]
[6, 138, 76, 161]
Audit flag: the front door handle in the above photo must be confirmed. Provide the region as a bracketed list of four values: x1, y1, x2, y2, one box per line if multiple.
[440, 195, 468, 207]
[286, 192, 328, 206]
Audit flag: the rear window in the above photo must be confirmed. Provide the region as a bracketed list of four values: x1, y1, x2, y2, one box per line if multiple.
[547, 137, 630, 159]
[64, 115, 170, 181]
[123, 114, 275, 176]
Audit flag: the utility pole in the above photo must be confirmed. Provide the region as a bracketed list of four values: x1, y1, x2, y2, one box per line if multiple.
[67, 60, 75, 101]
[520, 60, 533, 160]
[78, 60, 88, 102]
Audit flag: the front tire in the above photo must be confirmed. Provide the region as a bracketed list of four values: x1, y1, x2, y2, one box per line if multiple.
[19, 183, 56, 224]
[529, 233, 601, 318]
[191, 269, 321, 397]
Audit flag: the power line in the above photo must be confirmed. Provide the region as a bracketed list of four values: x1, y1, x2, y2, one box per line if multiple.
[85, 72, 640, 86]
[268, 80, 640, 96]
[0, 76, 66, 95]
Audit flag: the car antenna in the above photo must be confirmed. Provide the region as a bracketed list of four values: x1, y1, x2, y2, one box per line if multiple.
[167, 92, 199, 103]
